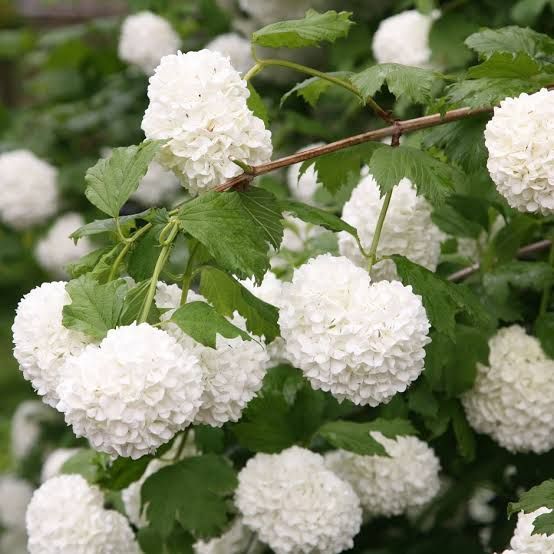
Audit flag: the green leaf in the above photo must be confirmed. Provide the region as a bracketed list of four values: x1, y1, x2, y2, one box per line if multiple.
[535, 313, 554, 359]
[70, 210, 152, 241]
[127, 225, 163, 282]
[488, 214, 537, 264]
[85, 142, 161, 217]
[138, 526, 194, 554]
[61, 449, 108, 483]
[62, 275, 127, 340]
[232, 365, 326, 453]
[465, 26, 554, 60]
[467, 51, 542, 79]
[66, 246, 116, 279]
[252, 10, 354, 49]
[119, 280, 161, 326]
[407, 380, 439, 418]
[142, 455, 237, 538]
[170, 302, 251, 348]
[97, 456, 152, 491]
[178, 189, 283, 281]
[281, 72, 353, 107]
[450, 400, 476, 462]
[509, 480, 554, 536]
[247, 82, 269, 126]
[317, 418, 417, 456]
[199, 267, 280, 342]
[351, 63, 442, 105]
[532, 510, 554, 537]
[194, 426, 225, 454]
[393, 256, 493, 338]
[369, 145, 455, 204]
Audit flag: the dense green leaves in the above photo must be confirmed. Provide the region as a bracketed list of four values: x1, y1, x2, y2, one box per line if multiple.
[252, 10, 354, 49]
[535, 313, 554, 359]
[142, 455, 237, 538]
[351, 63, 442, 105]
[85, 142, 160, 217]
[170, 302, 251, 348]
[199, 267, 280, 342]
[127, 225, 163, 282]
[62, 275, 127, 340]
[317, 418, 417, 456]
[119, 280, 160, 326]
[178, 189, 283, 281]
[393, 256, 493, 338]
[369, 145, 455, 203]
[509, 480, 554, 536]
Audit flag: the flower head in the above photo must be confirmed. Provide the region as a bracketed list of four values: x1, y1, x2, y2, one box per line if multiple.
[235, 446, 362, 554]
[279, 254, 430, 406]
[141, 50, 272, 195]
[132, 160, 181, 206]
[0, 150, 58, 229]
[206, 33, 254, 74]
[484, 88, 554, 214]
[194, 519, 261, 554]
[40, 448, 82, 483]
[505, 508, 554, 554]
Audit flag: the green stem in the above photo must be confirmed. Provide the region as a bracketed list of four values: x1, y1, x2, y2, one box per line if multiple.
[108, 223, 153, 281]
[367, 189, 393, 272]
[244, 61, 264, 81]
[539, 239, 554, 317]
[180, 239, 200, 306]
[138, 222, 179, 323]
[173, 427, 190, 462]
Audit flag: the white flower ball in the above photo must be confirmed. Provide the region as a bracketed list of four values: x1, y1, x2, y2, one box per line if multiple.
[40, 448, 82, 483]
[0, 476, 33, 529]
[238, 0, 314, 24]
[194, 519, 262, 554]
[35, 213, 93, 278]
[142, 50, 272, 195]
[11, 400, 55, 461]
[325, 433, 441, 517]
[286, 143, 325, 205]
[156, 283, 270, 426]
[235, 446, 362, 554]
[12, 282, 92, 407]
[468, 486, 496, 524]
[372, 9, 438, 68]
[484, 88, 554, 214]
[206, 33, 254, 74]
[279, 254, 430, 406]
[26, 475, 141, 554]
[507, 508, 554, 554]
[132, 160, 181, 206]
[463, 325, 554, 453]
[0, 150, 58, 230]
[118, 11, 180, 75]
[56, 323, 204, 459]
[338, 171, 444, 281]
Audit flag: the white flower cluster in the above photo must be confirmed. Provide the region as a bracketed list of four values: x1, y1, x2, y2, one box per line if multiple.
[26, 475, 141, 554]
[286, 144, 325, 205]
[498, 508, 554, 554]
[57, 322, 204, 459]
[462, 325, 554, 453]
[118, 11, 180, 74]
[156, 282, 270, 427]
[206, 33, 254, 74]
[12, 282, 92, 407]
[279, 254, 430, 406]
[40, 448, 82, 483]
[372, 9, 438, 68]
[11, 400, 55, 460]
[484, 88, 554, 214]
[194, 519, 262, 554]
[0, 150, 58, 229]
[0, 475, 33, 530]
[132, 160, 181, 206]
[35, 213, 93, 278]
[235, 446, 362, 554]
[325, 432, 441, 517]
[338, 171, 444, 281]
[142, 50, 272, 195]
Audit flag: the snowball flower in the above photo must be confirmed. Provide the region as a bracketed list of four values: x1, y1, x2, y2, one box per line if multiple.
[503, 508, 554, 554]
[0, 476, 33, 529]
[26, 475, 141, 554]
[12, 282, 92, 407]
[468, 486, 496, 524]
[484, 88, 554, 214]
[286, 143, 325, 205]
[372, 9, 438, 68]
[194, 519, 262, 554]
[118, 11, 180, 74]
[35, 213, 93, 278]
[235, 446, 362, 554]
[338, 171, 444, 281]
[56, 323, 204, 459]
[11, 400, 55, 460]
[142, 50, 272, 195]
[0, 150, 58, 229]
[279, 254, 430, 406]
[40, 448, 82, 482]
[206, 33, 254, 74]
[462, 325, 554, 453]
[325, 432, 441, 517]
[238, 0, 314, 24]
[156, 282, 270, 426]
[132, 160, 181, 206]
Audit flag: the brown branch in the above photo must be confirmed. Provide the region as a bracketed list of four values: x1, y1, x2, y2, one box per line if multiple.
[447, 239, 553, 282]
[215, 105, 492, 192]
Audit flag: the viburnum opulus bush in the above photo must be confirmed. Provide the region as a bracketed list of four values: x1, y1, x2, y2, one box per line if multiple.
[1, 1, 554, 553]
